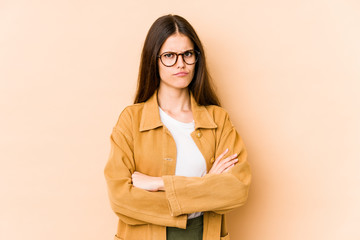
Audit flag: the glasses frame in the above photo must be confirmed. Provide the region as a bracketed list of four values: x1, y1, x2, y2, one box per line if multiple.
[157, 49, 200, 67]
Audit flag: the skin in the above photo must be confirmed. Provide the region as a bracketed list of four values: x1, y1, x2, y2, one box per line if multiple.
[131, 33, 239, 192]
[157, 33, 195, 123]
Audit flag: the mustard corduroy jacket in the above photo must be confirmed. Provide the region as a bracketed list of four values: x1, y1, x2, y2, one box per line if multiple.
[104, 92, 251, 240]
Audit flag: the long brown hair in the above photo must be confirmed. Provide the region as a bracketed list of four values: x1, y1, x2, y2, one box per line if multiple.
[134, 14, 220, 106]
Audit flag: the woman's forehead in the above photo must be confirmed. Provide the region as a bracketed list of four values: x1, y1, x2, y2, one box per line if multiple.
[160, 33, 194, 53]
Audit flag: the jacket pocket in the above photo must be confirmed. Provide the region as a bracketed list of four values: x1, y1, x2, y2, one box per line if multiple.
[220, 233, 230, 240]
[114, 235, 123, 240]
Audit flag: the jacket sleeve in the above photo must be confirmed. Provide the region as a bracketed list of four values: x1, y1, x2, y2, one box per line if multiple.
[162, 112, 251, 217]
[104, 110, 187, 228]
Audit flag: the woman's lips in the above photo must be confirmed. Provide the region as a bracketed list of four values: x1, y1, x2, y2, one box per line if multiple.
[174, 72, 188, 77]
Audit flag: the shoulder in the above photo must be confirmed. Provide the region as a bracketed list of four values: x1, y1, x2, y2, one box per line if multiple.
[204, 105, 228, 115]
[202, 105, 236, 132]
[204, 105, 231, 121]
[114, 102, 145, 129]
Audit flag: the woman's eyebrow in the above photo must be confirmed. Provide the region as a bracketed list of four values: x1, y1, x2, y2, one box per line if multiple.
[160, 49, 194, 53]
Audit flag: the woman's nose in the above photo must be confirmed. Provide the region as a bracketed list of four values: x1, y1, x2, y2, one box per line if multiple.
[176, 55, 186, 68]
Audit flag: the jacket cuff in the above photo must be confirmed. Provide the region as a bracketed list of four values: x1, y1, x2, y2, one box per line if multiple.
[162, 175, 183, 217]
[175, 214, 187, 229]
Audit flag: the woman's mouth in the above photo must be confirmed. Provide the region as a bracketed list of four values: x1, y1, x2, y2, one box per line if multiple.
[174, 72, 189, 77]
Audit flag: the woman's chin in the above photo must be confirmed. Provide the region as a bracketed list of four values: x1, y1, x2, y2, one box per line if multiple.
[160, 79, 192, 90]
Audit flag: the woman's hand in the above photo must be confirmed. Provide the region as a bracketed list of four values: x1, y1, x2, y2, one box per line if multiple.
[132, 148, 237, 191]
[208, 148, 238, 174]
[132, 171, 164, 191]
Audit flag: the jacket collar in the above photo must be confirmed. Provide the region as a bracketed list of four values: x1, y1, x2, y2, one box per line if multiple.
[139, 90, 217, 132]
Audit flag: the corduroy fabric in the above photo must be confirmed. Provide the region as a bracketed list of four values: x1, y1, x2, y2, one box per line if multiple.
[104, 91, 251, 240]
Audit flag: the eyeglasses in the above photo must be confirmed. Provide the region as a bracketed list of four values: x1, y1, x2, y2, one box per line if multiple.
[158, 50, 200, 67]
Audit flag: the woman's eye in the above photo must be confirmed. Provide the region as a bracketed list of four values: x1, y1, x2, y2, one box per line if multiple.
[164, 53, 175, 58]
[184, 51, 193, 57]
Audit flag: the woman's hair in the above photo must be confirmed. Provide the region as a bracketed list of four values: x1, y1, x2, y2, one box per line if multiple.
[134, 14, 220, 106]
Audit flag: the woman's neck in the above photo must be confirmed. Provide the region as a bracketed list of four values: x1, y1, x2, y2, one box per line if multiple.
[157, 87, 191, 111]
[157, 87, 193, 122]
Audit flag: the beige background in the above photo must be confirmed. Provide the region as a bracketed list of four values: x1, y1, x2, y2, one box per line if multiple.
[1, 0, 359, 239]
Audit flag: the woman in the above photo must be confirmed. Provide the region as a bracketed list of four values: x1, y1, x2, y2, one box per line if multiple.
[104, 14, 251, 240]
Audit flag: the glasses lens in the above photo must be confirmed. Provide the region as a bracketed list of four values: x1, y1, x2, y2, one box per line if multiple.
[161, 53, 177, 66]
[183, 50, 197, 65]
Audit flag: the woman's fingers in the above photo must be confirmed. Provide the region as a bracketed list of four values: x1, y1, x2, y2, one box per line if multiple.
[209, 149, 228, 174]
[214, 148, 229, 164]
[132, 171, 164, 191]
[217, 158, 238, 173]
[212, 157, 238, 174]
[209, 150, 239, 174]
[223, 164, 235, 173]
[211, 149, 230, 170]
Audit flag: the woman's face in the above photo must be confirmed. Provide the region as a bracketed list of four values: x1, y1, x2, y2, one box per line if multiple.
[158, 33, 196, 91]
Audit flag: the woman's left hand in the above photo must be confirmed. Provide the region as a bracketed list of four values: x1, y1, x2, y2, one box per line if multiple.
[132, 171, 165, 191]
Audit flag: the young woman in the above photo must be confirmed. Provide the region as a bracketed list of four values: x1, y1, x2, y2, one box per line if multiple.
[104, 14, 251, 240]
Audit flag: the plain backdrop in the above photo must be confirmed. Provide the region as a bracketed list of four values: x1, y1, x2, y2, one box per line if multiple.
[1, 0, 359, 239]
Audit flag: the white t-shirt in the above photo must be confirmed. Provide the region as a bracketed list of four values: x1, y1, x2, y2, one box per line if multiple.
[159, 107, 206, 219]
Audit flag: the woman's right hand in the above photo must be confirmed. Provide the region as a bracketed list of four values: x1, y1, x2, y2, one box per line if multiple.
[208, 148, 238, 174]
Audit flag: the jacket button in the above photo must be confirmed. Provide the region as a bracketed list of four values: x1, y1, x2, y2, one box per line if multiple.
[210, 157, 215, 163]
[196, 131, 202, 138]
